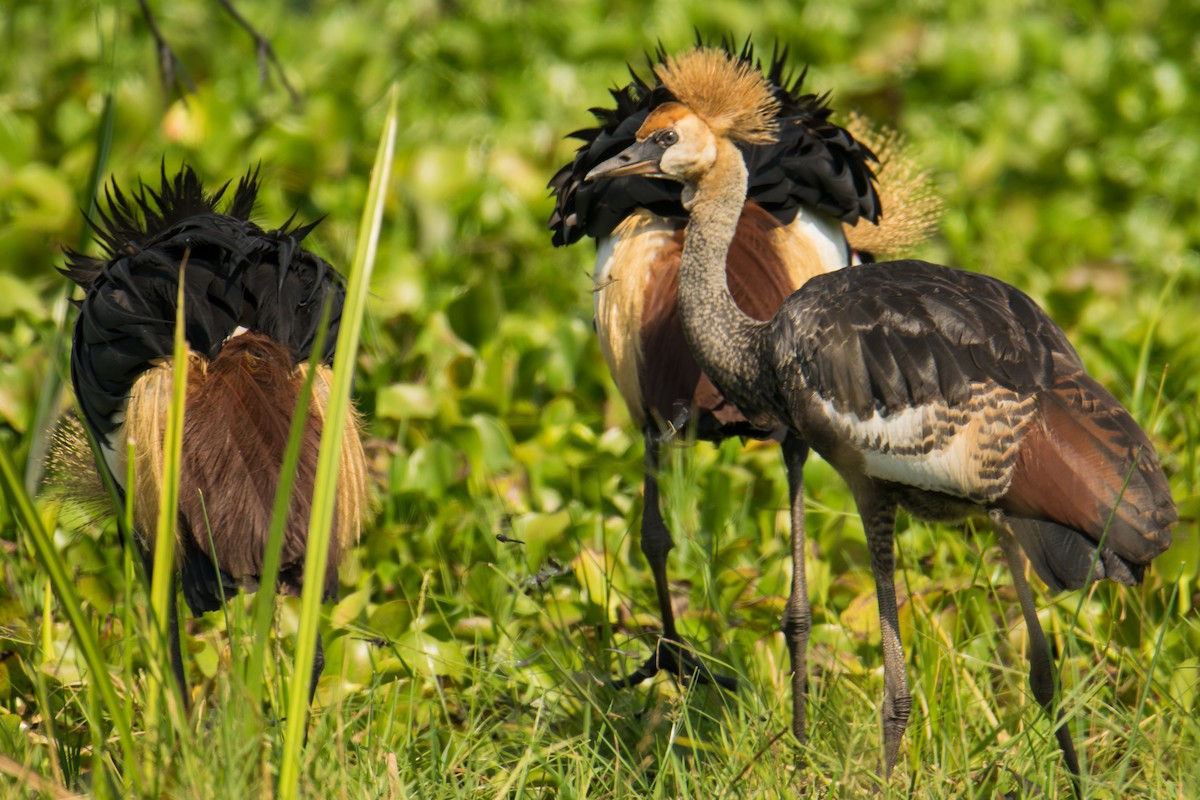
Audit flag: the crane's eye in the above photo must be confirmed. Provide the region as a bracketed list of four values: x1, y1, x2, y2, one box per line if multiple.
[656, 130, 678, 146]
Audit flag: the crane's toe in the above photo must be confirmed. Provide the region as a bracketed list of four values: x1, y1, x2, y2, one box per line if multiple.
[611, 636, 738, 692]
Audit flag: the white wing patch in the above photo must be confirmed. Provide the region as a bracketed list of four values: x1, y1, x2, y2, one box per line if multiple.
[786, 206, 851, 273]
[817, 383, 1036, 502]
[772, 207, 851, 291]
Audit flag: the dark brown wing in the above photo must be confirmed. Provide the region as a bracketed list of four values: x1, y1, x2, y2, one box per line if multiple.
[1002, 366, 1175, 587]
[775, 260, 1066, 418]
[773, 259, 1174, 584]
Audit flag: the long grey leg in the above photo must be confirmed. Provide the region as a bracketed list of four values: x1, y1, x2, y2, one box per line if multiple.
[859, 492, 910, 777]
[612, 424, 736, 690]
[780, 435, 811, 743]
[993, 515, 1082, 797]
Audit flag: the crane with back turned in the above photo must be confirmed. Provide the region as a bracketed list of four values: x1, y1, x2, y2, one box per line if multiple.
[587, 48, 1176, 790]
[62, 165, 367, 710]
[550, 41, 938, 691]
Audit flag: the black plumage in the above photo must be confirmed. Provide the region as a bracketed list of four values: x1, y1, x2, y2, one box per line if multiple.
[549, 39, 880, 248]
[66, 167, 343, 456]
[62, 165, 364, 708]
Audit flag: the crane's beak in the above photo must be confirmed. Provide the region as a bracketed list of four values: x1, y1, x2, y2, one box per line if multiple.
[586, 139, 666, 181]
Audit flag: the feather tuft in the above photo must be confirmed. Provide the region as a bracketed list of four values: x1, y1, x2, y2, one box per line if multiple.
[654, 48, 781, 145]
[842, 113, 942, 259]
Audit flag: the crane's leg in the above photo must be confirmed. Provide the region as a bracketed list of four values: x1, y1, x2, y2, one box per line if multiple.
[167, 579, 188, 709]
[781, 435, 811, 745]
[611, 425, 737, 691]
[301, 632, 325, 746]
[139, 549, 190, 709]
[860, 494, 910, 778]
[309, 632, 325, 710]
[993, 516, 1083, 798]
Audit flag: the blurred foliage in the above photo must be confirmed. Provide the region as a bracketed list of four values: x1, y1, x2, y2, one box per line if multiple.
[0, 0, 1197, 797]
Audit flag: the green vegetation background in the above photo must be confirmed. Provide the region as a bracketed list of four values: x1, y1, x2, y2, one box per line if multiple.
[0, 0, 1197, 797]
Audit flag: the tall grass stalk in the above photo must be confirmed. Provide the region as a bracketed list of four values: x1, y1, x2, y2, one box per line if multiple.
[277, 84, 399, 798]
[144, 253, 191, 760]
[245, 300, 333, 707]
[22, 44, 116, 496]
[0, 448, 142, 794]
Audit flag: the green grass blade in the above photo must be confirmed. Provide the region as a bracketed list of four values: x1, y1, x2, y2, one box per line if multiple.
[1130, 268, 1179, 420]
[144, 254, 190, 738]
[0, 449, 142, 794]
[278, 84, 398, 799]
[245, 298, 333, 704]
[24, 90, 116, 496]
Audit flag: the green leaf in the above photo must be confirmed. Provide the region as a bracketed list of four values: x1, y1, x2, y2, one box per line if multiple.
[571, 548, 626, 622]
[329, 587, 371, 630]
[393, 630, 468, 679]
[367, 599, 414, 639]
[377, 382, 440, 421]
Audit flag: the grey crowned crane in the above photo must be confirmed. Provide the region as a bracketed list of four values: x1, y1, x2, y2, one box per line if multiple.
[549, 42, 912, 695]
[586, 48, 1176, 787]
[62, 165, 367, 707]
[549, 41, 938, 691]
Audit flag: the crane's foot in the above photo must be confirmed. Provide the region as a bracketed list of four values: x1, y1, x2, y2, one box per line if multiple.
[611, 636, 738, 691]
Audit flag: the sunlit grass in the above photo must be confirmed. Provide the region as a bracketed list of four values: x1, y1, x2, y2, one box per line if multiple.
[0, 0, 1197, 798]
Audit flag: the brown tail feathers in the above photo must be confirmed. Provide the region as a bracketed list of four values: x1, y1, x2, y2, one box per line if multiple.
[1002, 371, 1175, 590]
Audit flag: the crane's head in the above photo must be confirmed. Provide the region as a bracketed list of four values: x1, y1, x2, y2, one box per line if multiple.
[586, 47, 780, 185]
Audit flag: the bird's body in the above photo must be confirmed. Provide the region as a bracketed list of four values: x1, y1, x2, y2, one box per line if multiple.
[63, 166, 366, 699]
[550, 42, 890, 686]
[588, 47, 1176, 786]
[762, 261, 1173, 588]
[551, 44, 878, 439]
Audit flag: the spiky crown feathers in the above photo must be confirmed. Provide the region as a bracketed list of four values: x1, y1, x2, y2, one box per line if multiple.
[654, 47, 782, 145]
[63, 165, 317, 290]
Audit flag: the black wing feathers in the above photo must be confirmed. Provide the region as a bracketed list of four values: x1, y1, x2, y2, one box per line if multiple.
[548, 40, 880, 247]
[64, 165, 345, 443]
